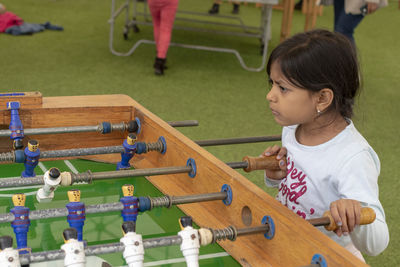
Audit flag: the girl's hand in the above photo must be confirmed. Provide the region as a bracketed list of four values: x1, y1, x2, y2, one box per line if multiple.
[330, 199, 361, 237]
[262, 145, 287, 180]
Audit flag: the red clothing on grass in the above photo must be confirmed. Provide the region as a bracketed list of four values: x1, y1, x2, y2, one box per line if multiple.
[0, 11, 23, 33]
[147, 0, 179, 59]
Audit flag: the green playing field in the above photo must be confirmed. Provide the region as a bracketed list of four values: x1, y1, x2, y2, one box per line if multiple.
[0, 159, 240, 266]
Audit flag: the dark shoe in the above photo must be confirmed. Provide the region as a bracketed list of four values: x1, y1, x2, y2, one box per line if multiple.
[208, 3, 219, 14]
[232, 4, 240, 14]
[154, 57, 166, 75]
[153, 57, 168, 69]
[294, 0, 303, 10]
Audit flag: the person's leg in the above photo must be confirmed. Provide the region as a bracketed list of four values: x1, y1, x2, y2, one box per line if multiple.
[157, 0, 178, 59]
[333, 0, 364, 43]
[147, 0, 162, 48]
[295, 0, 303, 10]
[333, 0, 345, 30]
[209, 0, 222, 14]
[148, 0, 165, 75]
[232, 1, 240, 14]
[150, 0, 178, 75]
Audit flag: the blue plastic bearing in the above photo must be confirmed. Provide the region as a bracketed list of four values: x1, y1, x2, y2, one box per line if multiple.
[221, 184, 233, 206]
[261, 215, 275, 240]
[138, 197, 151, 212]
[311, 254, 327, 267]
[136, 142, 146, 154]
[14, 150, 25, 163]
[135, 117, 141, 135]
[158, 136, 167, 154]
[186, 158, 197, 178]
[101, 122, 112, 134]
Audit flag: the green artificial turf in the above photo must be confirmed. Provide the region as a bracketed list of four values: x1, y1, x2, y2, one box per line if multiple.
[0, 0, 399, 266]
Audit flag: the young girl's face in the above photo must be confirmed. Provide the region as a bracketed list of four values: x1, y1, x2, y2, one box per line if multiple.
[266, 62, 319, 126]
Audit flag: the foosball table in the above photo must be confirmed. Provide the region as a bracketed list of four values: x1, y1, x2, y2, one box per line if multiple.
[0, 92, 372, 266]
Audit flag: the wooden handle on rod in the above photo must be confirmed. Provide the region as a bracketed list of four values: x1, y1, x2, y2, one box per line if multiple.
[323, 207, 376, 231]
[242, 156, 281, 172]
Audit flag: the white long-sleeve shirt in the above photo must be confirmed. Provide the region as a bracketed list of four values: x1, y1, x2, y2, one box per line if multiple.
[265, 121, 389, 256]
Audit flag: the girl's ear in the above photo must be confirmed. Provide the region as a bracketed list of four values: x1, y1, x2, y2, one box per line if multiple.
[316, 88, 334, 113]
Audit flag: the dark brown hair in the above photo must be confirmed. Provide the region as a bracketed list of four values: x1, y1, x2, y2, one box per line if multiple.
[267, 29, 360, 118]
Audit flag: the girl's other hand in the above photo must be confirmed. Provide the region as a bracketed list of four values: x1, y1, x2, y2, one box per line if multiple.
[262, 145, 287, 180]
[330, 199, 361, 237]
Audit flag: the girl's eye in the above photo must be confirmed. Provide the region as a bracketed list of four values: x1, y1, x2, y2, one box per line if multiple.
[280, 86, 288, 93]
[268, 78, 273, 85]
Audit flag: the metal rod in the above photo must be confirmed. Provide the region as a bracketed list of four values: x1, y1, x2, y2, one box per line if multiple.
[0, 202, 124, 223]
[130, 19, 261, 39]
[170, 192, 227, 205]
[0, 165, 193, 189]
[237, 225, 269, 237]
[166, 120, 199, 127]
[0, 213, 14, 224]
[138, 9, 255, 32]
[1, 138, 165, 163]
[0, 146, 125, 163]
[0, 191, 223, 223]
[306, 217, 331, 227]
[0, 176, 44, 188]
[19, 235, 183, 265]
[19, 225, 269, 265]
[40, 146, 125, 159]
[20, 249, 65, 265]
[143, 235, 182, 249]
[29, 208, 69, 221]
[150, 192, 227, 209]
[0, 120, 196, 137]
[18, 224, 269, 264]
[0, 136, 280, 163]
[225, 161, 248, 169]
[0, 126, 99, 137]
[85, 202, 123, 214]
[0, 160, 251, 190]
[88, 166, 193, 181]
[195, 135, 281, 147]
[210, 224, 270, 243]
[84, 242, 124, 256]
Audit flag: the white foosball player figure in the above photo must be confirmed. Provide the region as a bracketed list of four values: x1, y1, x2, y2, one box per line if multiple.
[0, 236, 20, 267]
[36, 167, 62, 203]
[178, 216, 200, 267]
[120, 221, 144, 267]
[61, 228, 86, 267]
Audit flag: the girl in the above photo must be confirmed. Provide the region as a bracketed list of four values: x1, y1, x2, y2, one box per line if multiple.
[147, 0, 179, 75]
[263, 29, 389, 261]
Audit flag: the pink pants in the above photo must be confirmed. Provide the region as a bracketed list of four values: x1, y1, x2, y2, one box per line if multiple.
[147, 0, 179, 59]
